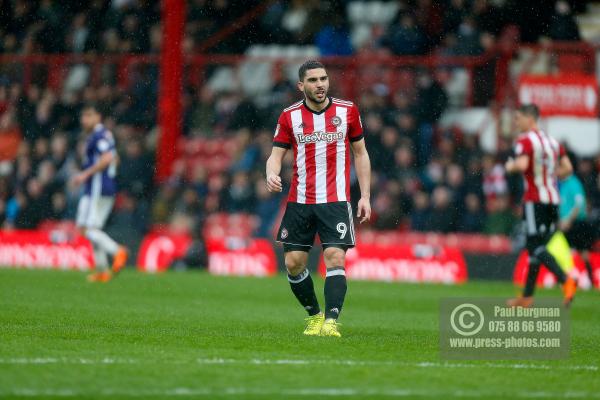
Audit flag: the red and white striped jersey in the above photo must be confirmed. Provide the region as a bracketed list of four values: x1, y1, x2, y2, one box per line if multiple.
[514, 129, 565, 205]
[273, 97, 364, 204]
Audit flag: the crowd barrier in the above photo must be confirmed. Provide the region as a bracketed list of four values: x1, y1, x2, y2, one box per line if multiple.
[2, 228, 598, 289]
[0, 230, 93, 270]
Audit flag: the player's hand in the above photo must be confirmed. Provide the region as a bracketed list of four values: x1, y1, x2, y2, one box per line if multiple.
[266, 173, 282, 192]
[559, 219, 572, 232]
[357, 197, 371, 224]
[504, 157, 515, 172]
[71, 172, 87, 187]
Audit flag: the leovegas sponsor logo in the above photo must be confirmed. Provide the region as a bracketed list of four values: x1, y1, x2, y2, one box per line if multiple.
[346, 258, 463, 283]
[0, 243, 93, 270]
[296, 131, 344, 144]
[208, 252, 272, 277]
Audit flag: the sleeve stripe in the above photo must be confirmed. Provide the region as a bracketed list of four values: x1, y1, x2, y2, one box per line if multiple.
[349, 134, 364, 142]
[273, 141, 291, 149]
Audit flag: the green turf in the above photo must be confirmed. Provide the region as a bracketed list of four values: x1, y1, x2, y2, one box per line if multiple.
[0, 269, 598, 399]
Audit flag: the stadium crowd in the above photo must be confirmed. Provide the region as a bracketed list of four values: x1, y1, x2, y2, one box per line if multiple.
[0, 0, 598, 253]
[0, 0, 584, 55]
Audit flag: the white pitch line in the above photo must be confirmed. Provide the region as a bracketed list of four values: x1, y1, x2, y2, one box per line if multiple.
[1, 356, 597, 372]
[195, 357, 599, 371]
[4, 387, 600, 398]
[0, 357, 136, 365]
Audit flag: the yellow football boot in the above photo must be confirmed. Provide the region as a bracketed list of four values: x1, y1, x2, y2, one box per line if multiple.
[303, 313, 325, 336]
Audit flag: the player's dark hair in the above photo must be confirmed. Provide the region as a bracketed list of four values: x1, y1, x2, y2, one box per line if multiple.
[518, 104, 540, 120]
[298, 60, 325, 81]
[82, 102, 102, 116]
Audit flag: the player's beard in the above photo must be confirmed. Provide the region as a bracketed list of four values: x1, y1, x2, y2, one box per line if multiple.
[305, 88, 327, 104]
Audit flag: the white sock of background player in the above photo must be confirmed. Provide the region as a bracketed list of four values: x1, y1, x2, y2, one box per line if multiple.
[93, 247, 109, 272]
[86, 229, 119, 256]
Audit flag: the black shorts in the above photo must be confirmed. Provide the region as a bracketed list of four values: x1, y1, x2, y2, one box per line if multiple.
[565, 220, 596, 251]
[276, 201, 356, 252]
[523, 202, 558, 253]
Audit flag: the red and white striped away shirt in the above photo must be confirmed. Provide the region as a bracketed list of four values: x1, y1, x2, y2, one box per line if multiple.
[514, 129, 565, 205]
[273, 97, 364, 204]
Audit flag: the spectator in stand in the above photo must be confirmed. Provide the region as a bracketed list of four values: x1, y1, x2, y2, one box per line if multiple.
[315, 14, 353, 56]
[410, 190, 431, 232]
[482, 153, 508, 204]
[457, 193, 485, 233]
[229, 128, 260, 173]
[118, 138, 154, 199]
[548, 1, 581, 41]
[0, 175, 10, 210]
[381, 12, 425, 56]
[378, 126, 400, 177]
[577, 158, 598, 206]
[4, 188, 25, 228]
[189, 87, 216, 136]
[414, 70, 448, 166]
[280, 0, 324, 45]
[48, 192, 68, 221]
[463, 155, 484, 197]
[429, 186, 456, 233]
[15, 178, 47, 229]
[392, 143, 419, 189]
[222, 171, 254, 213]
[453, 16, 483, 56]
[105, 190, 148, 254]
[446, 163, 467, 212]
[49, 133, 76, 184]
[151, 183, 178, 225]
[484, 195, 516, 235]
[372, 185, 403, 230]
[472, 0, 504, 36]
[444, 0, 468, 34]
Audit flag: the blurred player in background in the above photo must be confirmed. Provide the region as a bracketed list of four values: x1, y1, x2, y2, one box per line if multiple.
[266, 60, 371, 337]
[71, 104, 128, 282]
[559, 172, 596, 287]
[505, 104, 577, 307]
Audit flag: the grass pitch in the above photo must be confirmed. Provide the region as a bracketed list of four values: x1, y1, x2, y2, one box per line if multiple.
[0, 269, 599, 399]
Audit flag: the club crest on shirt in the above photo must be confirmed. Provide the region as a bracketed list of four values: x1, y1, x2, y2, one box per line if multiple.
[331, 116, 342, 126]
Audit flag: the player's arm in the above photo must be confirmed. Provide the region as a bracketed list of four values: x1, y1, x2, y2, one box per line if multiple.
[505, 154, 529, 174]
[559, 202, 580, 231]
[268, 113, 293, 192]
[506, 136, 531, 174]
[266, 146, 287, 193]
[556, 154, 573, 180]
[72, 151, 115, 186]
[351, 138, 371, 223]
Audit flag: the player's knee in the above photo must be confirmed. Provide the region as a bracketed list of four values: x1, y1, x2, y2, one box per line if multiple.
[284, 253, 307, 276]
[323, 247, 345, 267]
[83, 228, 96, 239]
[285, 262, 306, 277]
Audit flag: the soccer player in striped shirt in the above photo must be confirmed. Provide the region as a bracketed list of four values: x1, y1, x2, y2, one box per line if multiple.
[505, 104, 577, 307]
[266, 60, 372, 337]
[71, 104, 128, 282]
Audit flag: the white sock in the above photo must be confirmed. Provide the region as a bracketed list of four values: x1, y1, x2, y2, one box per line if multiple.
[93, 247, 109, 272]
[86, 229, 119, 256]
